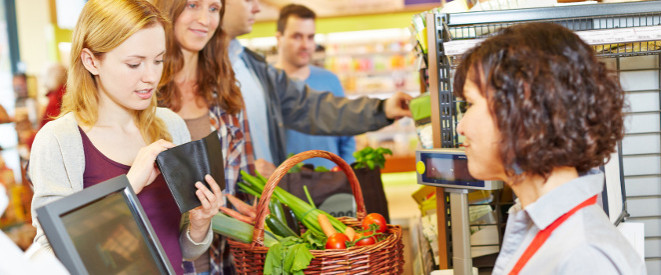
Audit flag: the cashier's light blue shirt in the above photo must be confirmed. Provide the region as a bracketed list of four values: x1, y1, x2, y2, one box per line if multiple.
[493, 169, 646, 274]
[229, 39, 273, 164]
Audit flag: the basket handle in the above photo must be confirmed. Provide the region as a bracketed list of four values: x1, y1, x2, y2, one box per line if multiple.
[251, 150, 367, 247]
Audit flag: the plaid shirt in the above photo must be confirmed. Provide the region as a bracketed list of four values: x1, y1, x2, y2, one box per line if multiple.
[183, 105, 255, 275]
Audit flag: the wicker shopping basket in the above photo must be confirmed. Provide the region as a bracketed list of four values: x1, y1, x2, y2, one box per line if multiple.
[228, 150, 405, 274]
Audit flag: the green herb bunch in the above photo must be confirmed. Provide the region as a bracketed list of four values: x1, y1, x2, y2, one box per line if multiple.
[352, 146, 393, 170]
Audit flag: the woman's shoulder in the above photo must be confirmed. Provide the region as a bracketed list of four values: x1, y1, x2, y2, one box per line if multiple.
[40, 112, 76, 129]
[559, 229, 646, 274]
[35, 112, 79, 141]
[155, 107, 187, 129]
[155, 107, 181, 120]
[554, 208, 646, 273]
[155, 107, 191, 144]
[30, 112, 84, 171]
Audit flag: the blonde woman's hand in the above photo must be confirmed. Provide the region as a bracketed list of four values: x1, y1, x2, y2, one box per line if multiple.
[188, 174, 223, 243]
[126, 139, 174, 194]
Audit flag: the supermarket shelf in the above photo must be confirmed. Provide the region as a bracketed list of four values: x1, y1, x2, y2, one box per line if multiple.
[438, 1, 661, 26]
[443, 25, 661, 57]
[334, 69, 417, 76]
[326, 50, 414, 58]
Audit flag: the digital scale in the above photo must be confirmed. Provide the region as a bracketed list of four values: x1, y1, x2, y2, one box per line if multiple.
[416, 148, 503, 190]
[416, 148, 503, 274]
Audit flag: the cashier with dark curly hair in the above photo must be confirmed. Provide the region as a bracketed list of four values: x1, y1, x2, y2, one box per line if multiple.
[453, 22, 646, 274]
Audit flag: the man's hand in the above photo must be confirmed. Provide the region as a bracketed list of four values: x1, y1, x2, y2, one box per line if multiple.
[384, 91, 412, 120]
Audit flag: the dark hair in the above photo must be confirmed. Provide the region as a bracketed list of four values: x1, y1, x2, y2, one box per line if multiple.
[453, 22, 625, 178]
[277, 4, 316, 33]
[154, 0, 243, 115]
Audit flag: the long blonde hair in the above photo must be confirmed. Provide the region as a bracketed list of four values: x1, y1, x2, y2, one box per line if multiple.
[61, 0, 172, 143]
[153, 0, 244, 115]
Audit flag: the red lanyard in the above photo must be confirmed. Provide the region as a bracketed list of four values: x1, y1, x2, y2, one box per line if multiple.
[508, 195, 598, 275]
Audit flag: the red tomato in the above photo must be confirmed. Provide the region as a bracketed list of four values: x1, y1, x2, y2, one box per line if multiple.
[362, 213, 387, 233]
[325, 233, 349, 249]
[354, 232, 377, 246]
[330, 166, 341, 172]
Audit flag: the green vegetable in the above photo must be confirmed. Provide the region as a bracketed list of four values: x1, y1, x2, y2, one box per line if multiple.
[353, 146, 393, 170]
[289, 209, 301, 232]
[237, 182, 262, 198]
[301, 230, 326, 250]
[256, 169, 269, 183]
[264, 237, 314, 275]
[314, 166, 329, 172]
[215, 212, 314, 274]
[211, 213, 278, 247]
[269, 198, 287, 225]
[303, 185, 316, 208]
[265, 214, 299, 238]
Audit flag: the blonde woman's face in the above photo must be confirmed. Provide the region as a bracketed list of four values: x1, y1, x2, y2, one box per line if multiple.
[175, 0, 221, 53]
[91, 25, 166, 111]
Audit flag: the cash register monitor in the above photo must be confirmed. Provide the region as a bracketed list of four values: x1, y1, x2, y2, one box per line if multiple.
[36, 175, 174, 275]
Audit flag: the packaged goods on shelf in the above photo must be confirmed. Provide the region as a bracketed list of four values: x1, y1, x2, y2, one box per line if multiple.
[242, 28, 420, 97]
[410, 93, 433, 149]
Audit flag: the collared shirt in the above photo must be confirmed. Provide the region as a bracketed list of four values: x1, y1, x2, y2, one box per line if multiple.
[493, 169, 646, 274]
[209, 106, 256, 193]
[228, 39, 273, 164]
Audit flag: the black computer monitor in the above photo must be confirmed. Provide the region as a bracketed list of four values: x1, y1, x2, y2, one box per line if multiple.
[36, 175, 175, 275]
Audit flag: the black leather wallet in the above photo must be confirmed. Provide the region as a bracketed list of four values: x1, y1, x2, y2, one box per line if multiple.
[156, 130, 225, 213]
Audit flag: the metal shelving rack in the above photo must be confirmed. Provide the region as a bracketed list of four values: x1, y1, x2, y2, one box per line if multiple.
[426, 1, 661, 272]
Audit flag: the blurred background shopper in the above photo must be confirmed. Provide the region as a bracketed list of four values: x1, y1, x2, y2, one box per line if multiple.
[274, 4, 356, 169]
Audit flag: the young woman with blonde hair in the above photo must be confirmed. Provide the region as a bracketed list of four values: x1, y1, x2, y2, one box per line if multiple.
[29, 0, 223, 273]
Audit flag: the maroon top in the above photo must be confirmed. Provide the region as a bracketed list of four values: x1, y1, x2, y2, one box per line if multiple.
[79, 128, 184, 274]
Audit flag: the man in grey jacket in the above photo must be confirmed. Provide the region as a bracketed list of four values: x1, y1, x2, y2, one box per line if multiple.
[223, 0, 413, 176]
